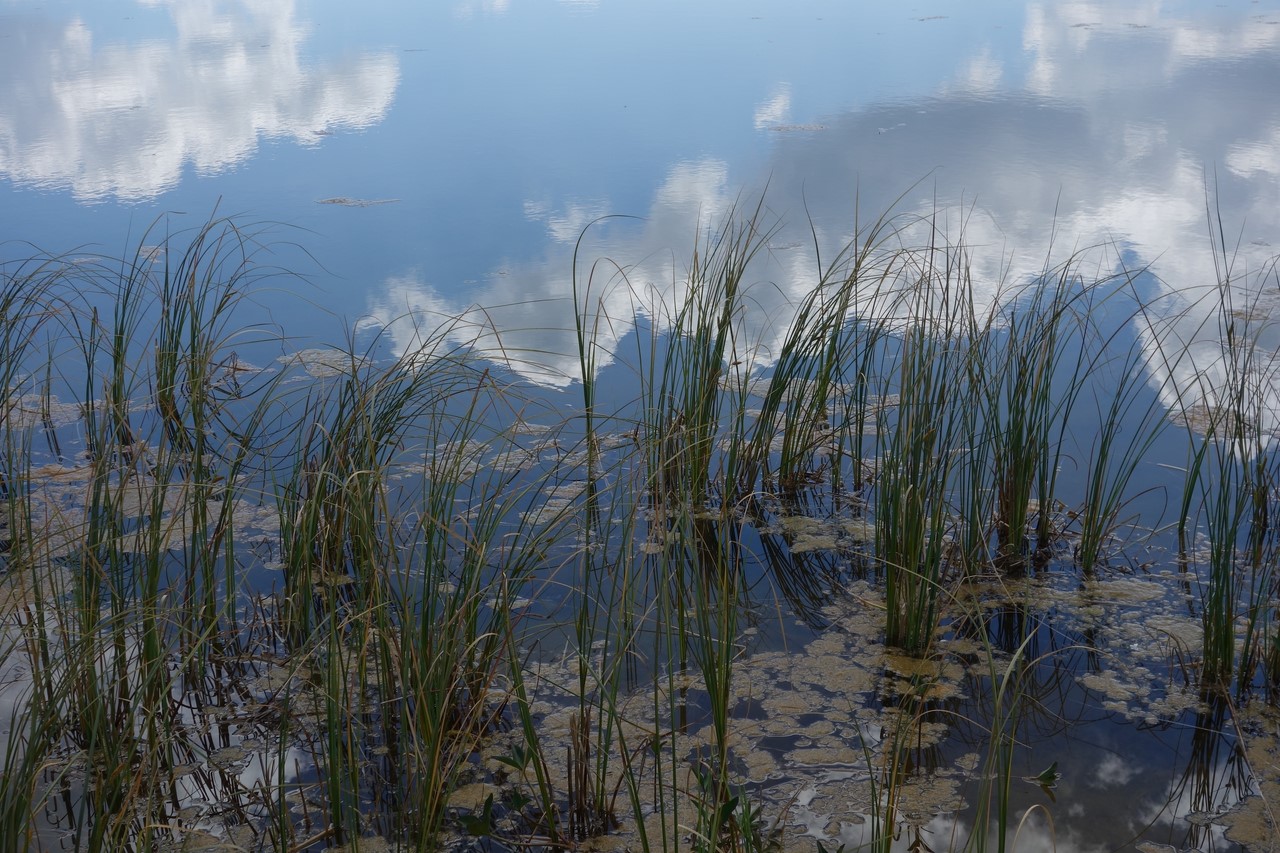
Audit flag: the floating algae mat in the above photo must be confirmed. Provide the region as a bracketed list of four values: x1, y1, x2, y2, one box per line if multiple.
[7, 0, 1280, 848]
[462, 569, 1272, 853]
[5, 263, 1280, 852]
[5, 162, 1280, 853]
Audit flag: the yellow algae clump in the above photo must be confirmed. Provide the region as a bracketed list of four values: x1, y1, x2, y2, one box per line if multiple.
[1222, 704, 1280, 850]
[841, 518, 876, 541]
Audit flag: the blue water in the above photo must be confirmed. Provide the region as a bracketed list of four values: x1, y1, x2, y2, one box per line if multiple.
[5, 0, 1277, 390]
[4, 4, 1280, 849]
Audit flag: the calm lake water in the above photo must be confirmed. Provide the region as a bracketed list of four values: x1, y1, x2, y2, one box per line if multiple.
[4, 0, 1279, 387]
[4, 2, 1280, 852]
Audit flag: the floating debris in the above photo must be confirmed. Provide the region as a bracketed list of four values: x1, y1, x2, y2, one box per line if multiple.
[278, 347, 367, 378]
[316, 197, 401, 207]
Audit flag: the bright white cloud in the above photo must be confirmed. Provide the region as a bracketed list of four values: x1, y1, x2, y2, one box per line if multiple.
[754, 83, 792, 130]
[1227, 125, 1280, 179]
[1022, 1, 1280, 99]
[0, 0, 399, 201]
[524, 198, 612, 245]
[1093, 752, 1140, 787]
[364, 161, 738, 387]
[364, 0, 1280, 410]
[953, 49, 1004, 95]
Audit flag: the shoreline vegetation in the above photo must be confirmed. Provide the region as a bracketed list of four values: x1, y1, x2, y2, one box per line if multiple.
[1, 200, 1279, 852]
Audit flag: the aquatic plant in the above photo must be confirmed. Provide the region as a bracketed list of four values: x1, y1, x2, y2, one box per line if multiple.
[874, 231, 974, 656]
[3, 193, 1280, 853]
[0, 214, 292, 852]
[984, 253, 1093, 571]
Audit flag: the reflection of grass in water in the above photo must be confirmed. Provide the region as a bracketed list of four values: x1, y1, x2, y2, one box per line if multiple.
[0, 213, 294, 851]
[1137, 192, 1280, 700]
[1, 197, 1279, 852]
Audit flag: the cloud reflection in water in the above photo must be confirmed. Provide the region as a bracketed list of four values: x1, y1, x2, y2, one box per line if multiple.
[0, 0, 399, 201]
[361, 0, 1280, 442]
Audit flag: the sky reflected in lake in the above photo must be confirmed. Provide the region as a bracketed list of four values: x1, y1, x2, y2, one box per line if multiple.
[1, 0, 1278, 398]
[4, 4, 1280, 849]
[0, 1, 398, 201]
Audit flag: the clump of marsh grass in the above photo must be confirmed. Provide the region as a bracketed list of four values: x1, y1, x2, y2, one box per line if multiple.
[1127, 186, 1280, 696]
[0, 214, 293, 852]
[981, 253, 1095, 572]
[962, 623, 1041, 853]
[732, 202, 906, 505]
[1153, 243, 1280, 693]
[871, 224, 978, 657]
[7, 189, 1280, 853]
[0, 250, 69, 850]
[554, 205, 774, 850]
[640, 202, 772, 513]
[272, 318, 570, 847]
[1071, 316, 1170, 575]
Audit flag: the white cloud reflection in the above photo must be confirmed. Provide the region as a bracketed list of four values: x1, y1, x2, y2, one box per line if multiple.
[452, 0, 511, 19]
[1092, 752, 1139, 788]
[949, 49, 1004, 95]
[1227, 124, 1280, 179]
[0, 1, 399, 201]
[524, 198, 611, 245]
[754, 83, 792, 129]
[363, 159, 742, 387]
[363, 0, 1280, 430]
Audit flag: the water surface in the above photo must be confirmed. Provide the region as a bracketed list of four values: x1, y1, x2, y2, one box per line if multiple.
[4, 0, 1278, 374]
[3, 2, 1280, 851]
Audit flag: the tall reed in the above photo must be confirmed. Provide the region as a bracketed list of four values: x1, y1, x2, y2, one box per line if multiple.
[6, 191, 1280, 852]
[875, 229, 973, 656]
[0, 251, 65, 850]
[983, 256, 1093, 571]
[1073, 314, 1168, 572]
[1164, 233, 1280, 692]
[0, 215, 292, 852]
